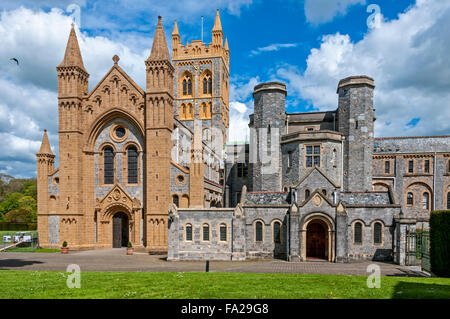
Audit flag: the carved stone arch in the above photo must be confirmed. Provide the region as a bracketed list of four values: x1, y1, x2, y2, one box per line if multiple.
[300, 212, 335, 261]
[86, 108, 144, 150]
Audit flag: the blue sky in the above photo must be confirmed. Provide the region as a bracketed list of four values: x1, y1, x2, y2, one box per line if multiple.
[0, 0, 449, 177]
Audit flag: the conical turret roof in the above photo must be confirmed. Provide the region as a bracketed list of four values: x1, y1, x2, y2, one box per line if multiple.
[172, 19, 179, 36]
[147, 16, 171, 62]
[57, 24, 86, 71]
[212, 9, 222, 32]
[37, 129, 54, 156]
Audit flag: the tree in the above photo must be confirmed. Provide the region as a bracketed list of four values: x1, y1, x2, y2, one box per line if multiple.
[0, 192, 23, 218]
[3, 209, 33, 223]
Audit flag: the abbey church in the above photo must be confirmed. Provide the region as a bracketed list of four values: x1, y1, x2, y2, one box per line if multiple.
[37, 11, 450, 264]
[37, 11, 228, 252]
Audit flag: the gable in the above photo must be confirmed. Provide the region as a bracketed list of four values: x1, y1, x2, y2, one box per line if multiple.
[83, 64, 146, 133]
[295, 167, 338, 190]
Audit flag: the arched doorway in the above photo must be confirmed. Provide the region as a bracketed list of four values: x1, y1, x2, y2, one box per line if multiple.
[113, 212, 129, 248]
[306, 220, 328, 260]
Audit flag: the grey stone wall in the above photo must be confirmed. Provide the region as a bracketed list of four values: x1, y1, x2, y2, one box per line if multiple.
[346, 207, 398, 261]
[168, 208, 236, 261]
[48, 215, 60, 245]
[249, 82, 286, 192]
[338, 81, 374, 192]
[243, 206, 289, 259]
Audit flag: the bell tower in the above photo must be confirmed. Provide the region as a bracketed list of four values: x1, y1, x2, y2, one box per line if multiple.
[171, 9, 230, 153]
[55, 24, 89, 246]
[145, 16, 174, 252]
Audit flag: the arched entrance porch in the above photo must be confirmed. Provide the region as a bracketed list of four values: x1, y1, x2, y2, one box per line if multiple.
[301, 213, 335, 262]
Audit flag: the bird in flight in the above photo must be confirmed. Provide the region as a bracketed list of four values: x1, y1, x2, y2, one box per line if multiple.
[10, 58, 19, 65]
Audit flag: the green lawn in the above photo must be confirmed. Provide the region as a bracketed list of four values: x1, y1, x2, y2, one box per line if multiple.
[1, 248, 59, 253]
[0, 271, 449, 299]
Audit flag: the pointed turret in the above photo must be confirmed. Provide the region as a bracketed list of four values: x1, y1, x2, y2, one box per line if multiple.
[56, 23, 89, 99]
[224, 37, 229, 51]
[37, 129, 54, 156]
[172, 20, 180, 58]
[147, 16, 171, 62]
[212, 9, 224, 53]
[172, 19, 179, 36]
[144, 16, 175, 252]
[212, 8, 223, 32]
[57, 24, 87, 72]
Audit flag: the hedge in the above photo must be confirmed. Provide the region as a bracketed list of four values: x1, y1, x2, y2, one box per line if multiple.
[430, 210, 450, 277]
[0, 222, 37, 231]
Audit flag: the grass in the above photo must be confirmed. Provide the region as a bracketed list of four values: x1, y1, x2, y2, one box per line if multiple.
[0, 271, 449, 299]
[1, 248, 59, 253]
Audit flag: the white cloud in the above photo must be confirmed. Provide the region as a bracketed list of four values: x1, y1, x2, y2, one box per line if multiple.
[304, 0, 366, 24]
[277, 0, 450, 137]
[227, 76, 260, 143]
[249, 43, 298, 56]
[0, 7, 152, 177]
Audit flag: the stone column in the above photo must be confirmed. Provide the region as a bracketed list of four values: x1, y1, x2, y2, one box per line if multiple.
[335, 204, 348, 263]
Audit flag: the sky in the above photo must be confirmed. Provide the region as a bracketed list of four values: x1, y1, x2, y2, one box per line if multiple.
[0, 0, 450, 178]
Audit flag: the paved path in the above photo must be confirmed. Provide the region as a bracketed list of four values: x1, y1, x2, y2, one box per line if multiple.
[0, 249, 425, 276]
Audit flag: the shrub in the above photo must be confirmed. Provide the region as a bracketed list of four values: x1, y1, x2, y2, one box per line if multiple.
[430, 210, 450, 277]
[127, 241, 132, 248]
[62, 241, 68, 248]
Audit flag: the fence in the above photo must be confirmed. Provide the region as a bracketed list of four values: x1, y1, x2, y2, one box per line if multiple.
[405, 229, 430, 272]
[0, 231, 39, 252]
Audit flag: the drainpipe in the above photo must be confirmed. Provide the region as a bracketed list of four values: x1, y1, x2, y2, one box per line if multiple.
[341, 136, 345, 193]
[433, 151, 436, 211]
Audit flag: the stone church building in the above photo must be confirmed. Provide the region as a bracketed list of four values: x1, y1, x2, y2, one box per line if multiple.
[37, 12, 229, 252]
[37, 12, 450, 264]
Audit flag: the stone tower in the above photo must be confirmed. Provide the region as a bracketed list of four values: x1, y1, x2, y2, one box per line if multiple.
[36, 129, 55, 246]
[337, 76, 375, 192]
[171, 8, 230, 156]
[145, 16, 174, 252]
[249, 82, 287, 192]
[55, 24, 89, 245]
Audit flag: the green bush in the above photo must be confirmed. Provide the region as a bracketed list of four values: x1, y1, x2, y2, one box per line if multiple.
[430, 210, 450, 277]
[62, 241, 68, 247]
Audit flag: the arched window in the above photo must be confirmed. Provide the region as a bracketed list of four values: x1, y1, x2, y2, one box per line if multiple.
[127, 146, 138, 184]
[173, 195, 179, 208]
[185, 224, 192, 241]
[255, 221, 263, 242]
[208, 77, 212, 94]
[407, 192, 414, 206]
[188, 103, 193, 119]
[182, 79, 187, 96]
[305, 189, 310, 199]
[354, 222, 362, 244]
[447, 192, 450, 210]
[209, 102, 212, 115]
[202, 224, 210, 241]
[373, 222, 382, 245]
[322, 189, 327, 196]
[203, 77, 208, 94]
[187, 79, 192, 95]
[422, 192, 430, 210]
[273, 221, 281, 244]
[219, 224, 227, 242]
[104, 147, 114, 184]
